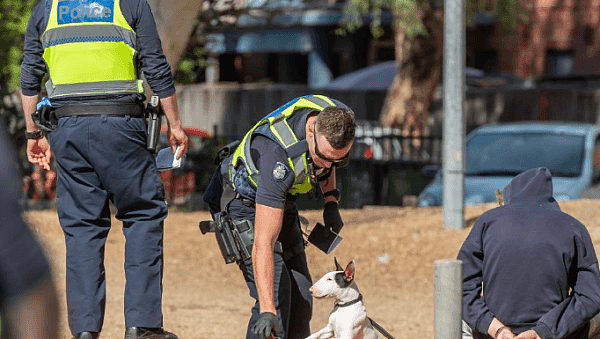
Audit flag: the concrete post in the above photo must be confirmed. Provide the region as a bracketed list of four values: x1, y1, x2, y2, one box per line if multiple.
[434, 260, 463, 339]
[443, 0, 466, 229]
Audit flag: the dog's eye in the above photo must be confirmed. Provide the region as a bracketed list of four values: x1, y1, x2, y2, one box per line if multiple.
[327, 277, 332, 281]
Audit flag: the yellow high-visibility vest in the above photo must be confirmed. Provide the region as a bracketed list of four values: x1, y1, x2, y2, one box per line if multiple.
[41, 0, 143, 98]
[229, 95, 341, 195]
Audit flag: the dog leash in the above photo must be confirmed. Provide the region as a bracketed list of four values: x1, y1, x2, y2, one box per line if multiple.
[369, 317, 396, 339]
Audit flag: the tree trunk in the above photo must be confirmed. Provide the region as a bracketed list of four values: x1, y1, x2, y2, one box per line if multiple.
[146, 0, 204, 73]
[380, 7, 444, 140]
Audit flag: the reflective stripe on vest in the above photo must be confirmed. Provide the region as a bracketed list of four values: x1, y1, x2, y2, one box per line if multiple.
[229, 95, 338, 195]
[41, 0, 143, 98]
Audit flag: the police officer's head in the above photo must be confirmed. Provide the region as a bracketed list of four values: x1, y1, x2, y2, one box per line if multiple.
[308, 106, 356, 169]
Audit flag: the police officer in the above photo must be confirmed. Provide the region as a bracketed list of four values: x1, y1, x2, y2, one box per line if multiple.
[0, 123, 59, 339]
[20, 1, 187, 338]
[203, 95, 356, 339]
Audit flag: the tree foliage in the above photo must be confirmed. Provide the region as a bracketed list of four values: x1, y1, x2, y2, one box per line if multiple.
[343, 0, 527, 39]
[342, 0, 527, 132]
[0, 0, 37, 90]
[0, 0, 37, 139]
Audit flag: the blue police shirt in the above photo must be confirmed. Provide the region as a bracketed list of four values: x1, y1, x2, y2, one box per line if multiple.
[20, 0, 175, 106]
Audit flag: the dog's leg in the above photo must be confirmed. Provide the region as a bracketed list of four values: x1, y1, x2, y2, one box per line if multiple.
[305, 325, 334, 339]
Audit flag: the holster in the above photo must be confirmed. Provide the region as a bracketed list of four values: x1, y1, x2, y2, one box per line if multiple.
[199, 213, 288, 264]
[200, 212, 256, 264]
[146, 95, 162, 153]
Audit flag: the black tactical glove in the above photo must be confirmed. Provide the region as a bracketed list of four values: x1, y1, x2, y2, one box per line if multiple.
[323, 201, 344, 233]
[252, 312, 283, 339]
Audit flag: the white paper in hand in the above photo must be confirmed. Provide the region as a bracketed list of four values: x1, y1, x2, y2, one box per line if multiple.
[173, 146, 182, 168]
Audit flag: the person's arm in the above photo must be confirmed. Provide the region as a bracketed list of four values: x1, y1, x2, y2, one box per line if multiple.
[251, 203, 285, 339]
[489, 317, 516, 339]
[253, 203, 284, 315]
[318, 166, 338, 203]
[130, 0, 174, 97]
[129, 1, 187, 158]
[319, 167, 344, 234]
[159, 93, 187, 159]
[22, 94, 52, 171]
[527, 232, 600, 339]
[457, 220, 496, 336]
[20, 3, 52, 170]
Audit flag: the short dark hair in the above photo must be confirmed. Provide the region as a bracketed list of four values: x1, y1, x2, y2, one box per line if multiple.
[315, 106, 356, 149]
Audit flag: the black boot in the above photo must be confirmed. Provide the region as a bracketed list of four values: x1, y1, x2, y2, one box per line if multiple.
[124, 327, 178, 339]
[72, 332, 99, 339]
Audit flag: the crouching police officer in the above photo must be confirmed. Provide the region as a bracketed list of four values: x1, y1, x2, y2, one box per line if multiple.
[20, 0, 187, 338]
[202, 95, 356, 339]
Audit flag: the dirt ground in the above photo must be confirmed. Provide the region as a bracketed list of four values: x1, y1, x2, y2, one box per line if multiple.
[24, 199, 600, 339]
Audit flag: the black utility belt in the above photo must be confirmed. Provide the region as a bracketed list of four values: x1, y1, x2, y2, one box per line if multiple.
[54, 103, 144, 118]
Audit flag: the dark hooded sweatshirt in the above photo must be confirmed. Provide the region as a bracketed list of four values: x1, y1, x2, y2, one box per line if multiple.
[458, 167, 600, 339]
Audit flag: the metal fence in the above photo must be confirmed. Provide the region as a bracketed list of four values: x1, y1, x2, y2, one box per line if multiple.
[352, 120, 443, 164]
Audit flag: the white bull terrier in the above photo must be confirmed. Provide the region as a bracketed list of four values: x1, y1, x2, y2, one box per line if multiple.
[306, 258, 380, 339]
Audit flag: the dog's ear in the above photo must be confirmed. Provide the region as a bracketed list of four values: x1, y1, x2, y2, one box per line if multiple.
[343, 260, 355, 283]
[334, 257, 344, 272]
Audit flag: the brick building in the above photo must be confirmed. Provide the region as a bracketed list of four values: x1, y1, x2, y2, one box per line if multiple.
[468, 0, 600, 78]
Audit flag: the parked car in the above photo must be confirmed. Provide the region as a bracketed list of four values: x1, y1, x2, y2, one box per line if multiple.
[417, 122, 600, 207]
[157, 126, 218, 208]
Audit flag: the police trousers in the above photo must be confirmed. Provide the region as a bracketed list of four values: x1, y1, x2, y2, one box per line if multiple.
[48, 115, 168, 335]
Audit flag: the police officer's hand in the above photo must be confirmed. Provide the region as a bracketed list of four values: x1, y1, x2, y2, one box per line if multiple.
[27, 138, 52, 171]
[323, 201, 343, 233]
[252, 312, 283, 339]
[167, 125, 188, 160]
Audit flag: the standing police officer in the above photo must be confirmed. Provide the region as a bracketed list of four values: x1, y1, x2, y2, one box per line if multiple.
[20, 0, 187, 338]
[203, 95, 356, 339]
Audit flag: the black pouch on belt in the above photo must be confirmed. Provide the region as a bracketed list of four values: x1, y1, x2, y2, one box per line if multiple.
[32, 104, 58, 132]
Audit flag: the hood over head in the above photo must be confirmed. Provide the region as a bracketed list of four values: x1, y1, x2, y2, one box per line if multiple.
[502, 167, 559, 209]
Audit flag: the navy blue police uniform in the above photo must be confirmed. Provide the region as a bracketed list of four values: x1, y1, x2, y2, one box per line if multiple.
[203, 98, 349, 339]
[21, 0, 175, 336]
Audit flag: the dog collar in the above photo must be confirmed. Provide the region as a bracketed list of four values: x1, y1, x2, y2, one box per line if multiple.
[335, 293, 363, 308]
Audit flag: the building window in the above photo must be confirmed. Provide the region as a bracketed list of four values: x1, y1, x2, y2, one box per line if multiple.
[546, 50, 575, 76]
[474, 50, 498, 74]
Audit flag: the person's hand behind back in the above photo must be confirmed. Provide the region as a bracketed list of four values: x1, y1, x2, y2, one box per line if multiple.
[514, 330, 541, 339]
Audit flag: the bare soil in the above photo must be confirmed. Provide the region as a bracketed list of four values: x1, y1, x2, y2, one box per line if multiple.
[25, 199, 600, 339]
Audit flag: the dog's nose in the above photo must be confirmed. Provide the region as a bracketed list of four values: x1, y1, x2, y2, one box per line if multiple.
[309, 286, 315, 294]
